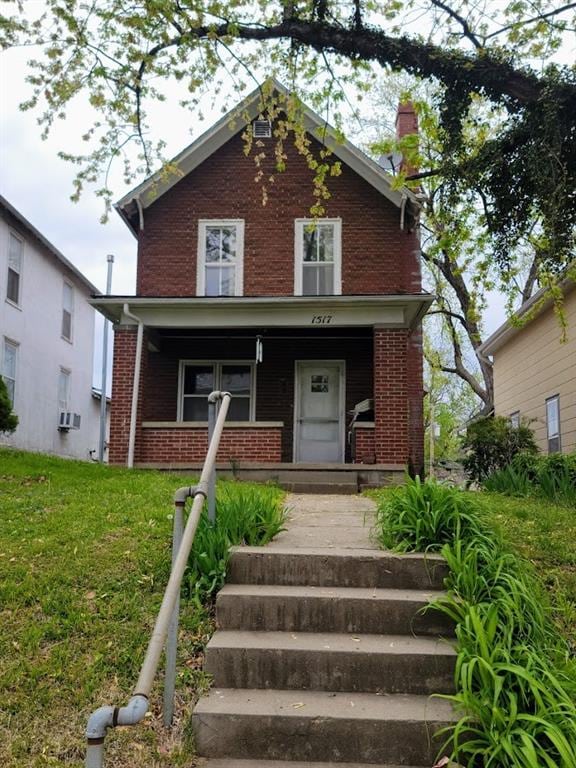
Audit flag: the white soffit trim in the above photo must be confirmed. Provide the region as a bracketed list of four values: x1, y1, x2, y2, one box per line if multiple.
[115, 80, 418, 227]
[89, 294, 433, 329]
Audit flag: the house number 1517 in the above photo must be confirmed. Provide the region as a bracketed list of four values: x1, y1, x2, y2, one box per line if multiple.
[311, 315, 333, 325]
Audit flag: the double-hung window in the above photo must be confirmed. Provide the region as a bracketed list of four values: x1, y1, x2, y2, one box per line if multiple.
[62, 282, 74, 341]
[7, 232, 23, 305]
[58, 368, 71, 412]
[546, 395, 561, 453]
[295, 219, 342, 296]
[197, 220, 244, 296]
[2, 338, 18, 405]
[179, 362, 254, 421]
[509, 411, 520, 428]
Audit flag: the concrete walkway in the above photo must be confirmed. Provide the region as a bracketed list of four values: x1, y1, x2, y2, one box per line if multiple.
[268, 493, 378, 550]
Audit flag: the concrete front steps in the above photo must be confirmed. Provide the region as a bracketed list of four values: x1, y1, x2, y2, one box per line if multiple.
[192, 541, 458, 767]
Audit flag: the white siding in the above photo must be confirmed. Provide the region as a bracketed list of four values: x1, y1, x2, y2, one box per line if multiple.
[492, 286, 576, 454]
[0, 212, 104, 459]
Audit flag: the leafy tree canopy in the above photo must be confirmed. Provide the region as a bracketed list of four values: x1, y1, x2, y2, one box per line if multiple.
[2, 1, 575, 270]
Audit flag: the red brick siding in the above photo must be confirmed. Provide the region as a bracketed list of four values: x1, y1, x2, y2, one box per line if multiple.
[137, 131, 421, 298]
[354, 428, 376, 464]
[373, 327, 424, 472]
[407, 325, 425, 475]
[137, 427, 282, 463]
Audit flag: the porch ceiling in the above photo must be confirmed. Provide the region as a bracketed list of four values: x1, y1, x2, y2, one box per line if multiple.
[89, 294, 433, 330]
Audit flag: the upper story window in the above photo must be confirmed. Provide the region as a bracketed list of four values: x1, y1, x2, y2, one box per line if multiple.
[295, 219, 342, 296]
[7, 232, 23, 305]
[197, 220, 244, 297]
[546, 395, 561, 453]
[2, 338, 18, 405]
[62, 281, 74, 341]
[178, 361, 254, 422]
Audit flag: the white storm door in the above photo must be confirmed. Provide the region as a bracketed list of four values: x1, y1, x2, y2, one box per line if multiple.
[295, 362, 344, 463]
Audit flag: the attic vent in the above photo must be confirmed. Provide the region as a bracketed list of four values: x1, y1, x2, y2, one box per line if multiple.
[252, 119, 272, 138]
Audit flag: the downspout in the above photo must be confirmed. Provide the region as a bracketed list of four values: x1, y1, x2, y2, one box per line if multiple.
[135, 196, 145, 231]
[400, 193, 407, 231]
[123, 303, 144, 469]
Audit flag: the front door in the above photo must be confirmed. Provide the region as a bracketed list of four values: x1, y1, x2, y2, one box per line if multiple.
[295, 361, 344, 463]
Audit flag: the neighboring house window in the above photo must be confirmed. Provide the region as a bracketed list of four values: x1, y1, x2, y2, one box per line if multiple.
[510, 411, 520, 428]
[58, 368, 71, 412]
[197, 220, 244, 297]
[546, 395, 561, 453]
[2, 339, 18, 405]
[7, 232, 23, 305]
[62, 282, 74, 340]
[179, 362, 254, 421]
[295, 219, 342, 296]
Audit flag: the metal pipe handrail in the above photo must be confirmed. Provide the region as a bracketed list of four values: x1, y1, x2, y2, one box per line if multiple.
[85, 391, 232, 768]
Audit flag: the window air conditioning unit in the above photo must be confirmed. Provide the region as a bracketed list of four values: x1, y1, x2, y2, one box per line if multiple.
[58, 411, 81, 431]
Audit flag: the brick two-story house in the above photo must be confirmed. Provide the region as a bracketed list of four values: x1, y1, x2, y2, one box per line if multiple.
[92, 83, 432, 483]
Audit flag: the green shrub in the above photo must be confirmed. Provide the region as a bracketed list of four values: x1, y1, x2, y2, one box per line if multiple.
[0, 376, 18, 434]
[462, 416, 538, 484]
[485, 452, 576, 506]
[375, 476, 487, 552]
[185, 483, 286, 603]
[374, 478, 576, 767]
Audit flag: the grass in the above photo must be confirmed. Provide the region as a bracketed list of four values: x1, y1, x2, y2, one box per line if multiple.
[0, 448, 284, 767]
[372, 478, 576, 767]
[478, 491, 576, 651]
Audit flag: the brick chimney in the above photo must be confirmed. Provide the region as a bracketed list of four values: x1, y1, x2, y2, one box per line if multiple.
[396, 101, 418, 140]
[395, 101, 418, 177]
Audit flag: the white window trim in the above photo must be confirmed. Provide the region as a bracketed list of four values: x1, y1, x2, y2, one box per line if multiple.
[294, 218, 342, 297]
[6, 229, 24, 308]
[177, 360, 256, 421]
[2, 337, 19, 405]
[546, 394, 561, 452]
[62, 280, 74, 342]
[196, 219, 245, 297]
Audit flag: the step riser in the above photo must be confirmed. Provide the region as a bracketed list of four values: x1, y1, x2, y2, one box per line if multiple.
[193, 711, 451, 764]
[228, 550, 448, 590]
[216, 594, 454, 636]
[205, 646, 456, 694]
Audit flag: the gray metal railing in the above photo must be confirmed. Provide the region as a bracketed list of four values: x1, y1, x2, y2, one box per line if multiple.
[85, 391, 231, 768]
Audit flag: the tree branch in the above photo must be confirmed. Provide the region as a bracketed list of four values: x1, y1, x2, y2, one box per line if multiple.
[429, 0, 482, 49]
[484, 2, 576, 41]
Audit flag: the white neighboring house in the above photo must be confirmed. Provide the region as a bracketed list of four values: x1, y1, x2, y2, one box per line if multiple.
[0, 195, 108, 460]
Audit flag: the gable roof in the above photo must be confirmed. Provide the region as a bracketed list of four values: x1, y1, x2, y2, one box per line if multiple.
[0, 195, 100, 294]
[479, 276, 575, 356]
[116, 80, 420, 235]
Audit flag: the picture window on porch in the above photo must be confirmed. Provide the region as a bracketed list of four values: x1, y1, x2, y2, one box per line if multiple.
[294, 219, 341, 296]
[179, 361, 254, 421]
[197, 220, 244, 297]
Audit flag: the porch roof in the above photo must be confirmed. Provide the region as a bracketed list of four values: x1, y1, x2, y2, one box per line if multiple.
[89, 293, 433, 330]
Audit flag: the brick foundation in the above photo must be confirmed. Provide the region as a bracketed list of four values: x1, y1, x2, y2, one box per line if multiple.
[137, 427, 282, 464]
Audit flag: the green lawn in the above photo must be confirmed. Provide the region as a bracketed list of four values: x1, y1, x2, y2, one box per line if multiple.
[0, 449, 228, 767]
[478, 491, 576, 650]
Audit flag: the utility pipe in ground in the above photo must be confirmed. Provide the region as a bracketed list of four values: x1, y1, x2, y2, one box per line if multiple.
[85, 393, 231, 767]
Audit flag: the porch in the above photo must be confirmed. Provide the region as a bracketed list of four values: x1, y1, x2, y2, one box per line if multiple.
[92, 295, 431, 475]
